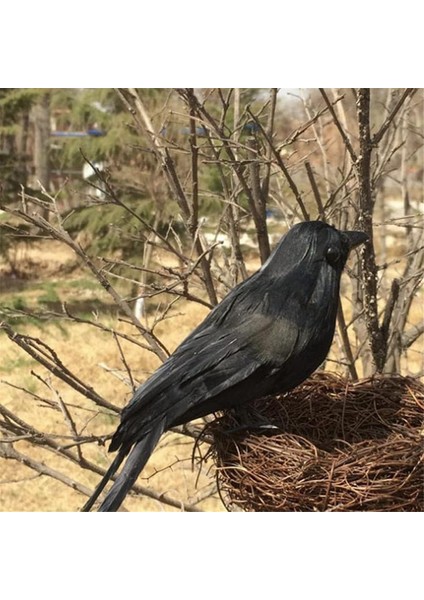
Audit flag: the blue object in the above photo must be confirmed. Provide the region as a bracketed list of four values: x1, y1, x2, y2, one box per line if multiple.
[243, 122, 260, 134]
[51, 129, 105, 138]
[87, 129, 105, 137]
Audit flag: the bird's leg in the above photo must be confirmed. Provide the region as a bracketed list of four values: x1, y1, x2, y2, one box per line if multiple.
[224, 403, 280, 434]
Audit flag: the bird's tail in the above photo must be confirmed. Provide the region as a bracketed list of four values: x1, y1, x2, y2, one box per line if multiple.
[81, 450, 127, 512]
[97, 421, 165, 512]
[81, 421, 165, 512]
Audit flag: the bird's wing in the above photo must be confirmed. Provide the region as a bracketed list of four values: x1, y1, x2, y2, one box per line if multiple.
[110, 284, 300, 451]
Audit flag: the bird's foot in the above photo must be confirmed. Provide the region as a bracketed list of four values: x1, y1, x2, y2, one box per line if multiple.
[224, 406, 280, 434]
[224, 422, 280, 434]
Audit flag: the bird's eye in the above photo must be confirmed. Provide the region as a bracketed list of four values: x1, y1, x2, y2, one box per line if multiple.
[326, 246, 341, 266]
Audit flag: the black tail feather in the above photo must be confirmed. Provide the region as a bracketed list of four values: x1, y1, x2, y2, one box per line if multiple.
[81, 450, 127, 512]
[98, 423, 165, 512]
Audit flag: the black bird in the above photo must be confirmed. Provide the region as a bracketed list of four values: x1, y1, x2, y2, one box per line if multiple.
[82, 221, 367, 512]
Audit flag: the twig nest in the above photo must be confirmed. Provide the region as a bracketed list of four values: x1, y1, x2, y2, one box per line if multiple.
[208, 372, 424, 511]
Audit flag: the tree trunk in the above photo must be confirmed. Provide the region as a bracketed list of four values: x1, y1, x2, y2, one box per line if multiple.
[33, 92, 51, 220]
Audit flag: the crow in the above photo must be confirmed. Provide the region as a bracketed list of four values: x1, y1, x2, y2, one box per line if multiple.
[81, 221, 367, 512]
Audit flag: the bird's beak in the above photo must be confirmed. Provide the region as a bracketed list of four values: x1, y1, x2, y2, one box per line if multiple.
[343, 230, 369, 249]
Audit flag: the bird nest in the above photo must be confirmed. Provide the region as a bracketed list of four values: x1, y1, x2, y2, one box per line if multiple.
[206, 372, 423, 511]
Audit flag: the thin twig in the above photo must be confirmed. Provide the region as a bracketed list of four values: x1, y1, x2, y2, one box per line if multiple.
[0, 321, 119, 412]
[116, 88, 218, 306]
[372, 89, 417, 145]
[113, 332, 136, 393]
[246, 108, 310, 221]
[319, 88, 357, 163]
[305, 161, 325, 219]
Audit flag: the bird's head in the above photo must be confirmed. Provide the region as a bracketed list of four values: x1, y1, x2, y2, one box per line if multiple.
[261, 221, 368, 279]
[311, 222, 368, 270]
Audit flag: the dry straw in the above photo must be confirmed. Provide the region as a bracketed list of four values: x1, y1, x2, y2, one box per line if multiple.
[206, 372, 423, 511]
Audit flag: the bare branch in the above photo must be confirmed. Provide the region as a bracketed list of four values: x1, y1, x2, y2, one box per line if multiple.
[0, 321, 119, 412]
[246, 108, 310, 221]
[0, 199, 170, 361]
[116, 88, 218, 306]
[113, 332, 137, 393]
[372, 89, 418, 145]
[246, 135, 271, 259]
[0, 442, 94, 499]
[305, 161, 325, 219]
[280, 92, 344, 148]
[0, 441, 203, 512]
[319, 88, 357, 162]
[402, 324, 424, 350]
[177, 88, 273, 263]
